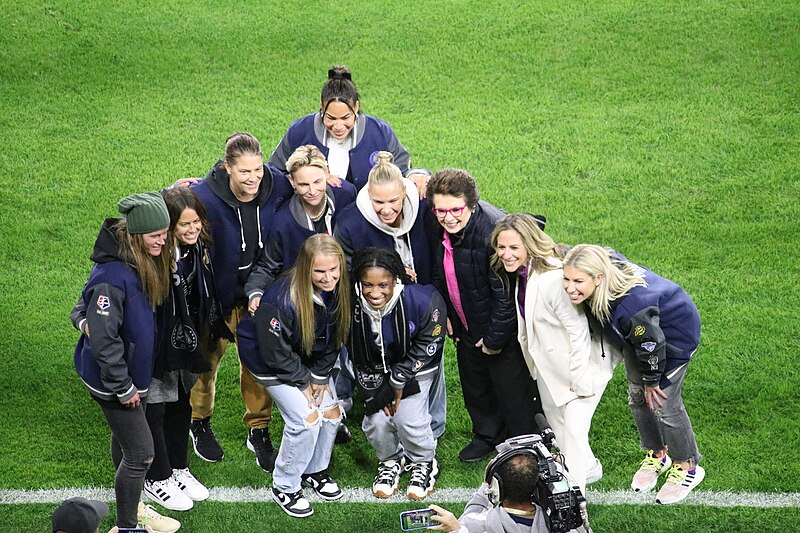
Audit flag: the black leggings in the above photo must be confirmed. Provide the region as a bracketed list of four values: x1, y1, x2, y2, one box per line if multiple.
[145, 384, 192, 481]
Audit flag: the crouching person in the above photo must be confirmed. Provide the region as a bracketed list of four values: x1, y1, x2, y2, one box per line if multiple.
[237, 234, 350, 518]
[350, 247, 445, 501]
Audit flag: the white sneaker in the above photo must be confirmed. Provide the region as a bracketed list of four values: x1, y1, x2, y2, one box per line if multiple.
[137, 501, 181, 533]
[372, 457, 406, 498]
[406, 458, 439, 501]
[172, 468, 210, 501]
[144, 477, 194, 511]
[631, 450, 672, 492]
[585, 459, 603, 485]
[656, 464, 705, 504]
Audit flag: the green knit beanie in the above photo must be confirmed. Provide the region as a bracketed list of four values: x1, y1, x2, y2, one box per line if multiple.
[117, 192, 170, 234]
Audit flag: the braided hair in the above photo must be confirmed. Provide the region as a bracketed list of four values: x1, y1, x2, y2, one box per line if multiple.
[352, 247, 413, 286]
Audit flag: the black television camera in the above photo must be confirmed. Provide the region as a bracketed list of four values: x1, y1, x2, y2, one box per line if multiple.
[484, 415, 592, 533]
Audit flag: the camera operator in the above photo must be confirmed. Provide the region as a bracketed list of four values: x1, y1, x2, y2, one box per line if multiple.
[428, 431, 589, 533]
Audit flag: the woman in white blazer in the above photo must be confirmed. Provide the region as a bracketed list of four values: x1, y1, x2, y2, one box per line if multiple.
[490, 213, 617, 493]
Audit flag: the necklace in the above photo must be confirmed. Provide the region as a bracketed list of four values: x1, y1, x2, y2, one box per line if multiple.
[307, 201, 327, 222]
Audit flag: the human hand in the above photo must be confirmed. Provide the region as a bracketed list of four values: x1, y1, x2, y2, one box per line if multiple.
[121, 391, 141, 409]
[409, 172, 429, 199]
[326, 174, 343, 188]
[644, 384, 668, 410]
[171, 177, 201, 188]
[428, 504, 461, 531]
[309, 382, 330, 407]
[248, 296, 261, 316]
[404, 267, 418, 283]
[475, 338, 501, 355]
[382, 387, 404, 417]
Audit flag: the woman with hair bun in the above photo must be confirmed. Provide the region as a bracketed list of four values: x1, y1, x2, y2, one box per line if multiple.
[562, 244, 704, 505]
[269, 65, 430, 194]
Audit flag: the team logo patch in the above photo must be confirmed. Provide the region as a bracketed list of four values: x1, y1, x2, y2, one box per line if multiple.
[432, 324, 442, 337]
[408, 321, 416, 335]
[426, 343, 437, 356]
[633, 325, 646, 337]
[96, 295, 110, 310]
[358, 370, 384, 391]
[412, 359, 423, 372]
[642, 341, 657, 353]
[269, 318, 281, 336]
[432, 309, 440, 322]
[369, 150, 381, 167]
[648, 355, 659, 370]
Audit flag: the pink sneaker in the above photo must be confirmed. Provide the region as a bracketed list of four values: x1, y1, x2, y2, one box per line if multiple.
[631, 450, 672, 492]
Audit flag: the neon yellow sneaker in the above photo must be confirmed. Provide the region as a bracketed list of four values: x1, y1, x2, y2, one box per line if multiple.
[631, 450, 672, 492]
[656, 464, 705, 504]
[137, 501, 181, 533]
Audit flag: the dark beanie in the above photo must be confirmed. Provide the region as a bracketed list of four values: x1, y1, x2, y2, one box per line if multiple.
[118, 192, 170, 234]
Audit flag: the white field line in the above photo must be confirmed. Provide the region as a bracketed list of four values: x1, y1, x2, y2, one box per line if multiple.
[1, 487, 799, 508]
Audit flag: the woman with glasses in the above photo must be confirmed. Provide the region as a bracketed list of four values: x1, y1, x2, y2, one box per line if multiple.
[426, 169, 541, 463]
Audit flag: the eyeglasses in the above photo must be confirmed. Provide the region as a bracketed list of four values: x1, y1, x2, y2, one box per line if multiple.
[431, 205, 468, 218]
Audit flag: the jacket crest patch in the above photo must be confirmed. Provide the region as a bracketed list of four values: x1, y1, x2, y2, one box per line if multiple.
[633, 325, 646, 337]
[641, 341, 657, 353]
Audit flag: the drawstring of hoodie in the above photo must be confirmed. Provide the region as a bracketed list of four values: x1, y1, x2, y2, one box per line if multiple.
[235, 206, 264, 252]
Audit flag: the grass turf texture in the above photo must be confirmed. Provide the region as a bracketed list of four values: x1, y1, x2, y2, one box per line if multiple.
[1, 0, 799, 531]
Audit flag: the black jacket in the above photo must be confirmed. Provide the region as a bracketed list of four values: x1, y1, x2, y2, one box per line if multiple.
[428, 201, 517, 350]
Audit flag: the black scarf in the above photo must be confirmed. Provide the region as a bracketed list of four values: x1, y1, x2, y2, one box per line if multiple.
[154, 241, 233, 377]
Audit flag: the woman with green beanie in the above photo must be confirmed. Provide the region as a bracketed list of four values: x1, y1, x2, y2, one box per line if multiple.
[72, 192, 179, 531]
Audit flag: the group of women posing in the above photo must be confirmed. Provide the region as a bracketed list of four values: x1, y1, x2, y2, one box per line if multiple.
[72, 64, 703, 530]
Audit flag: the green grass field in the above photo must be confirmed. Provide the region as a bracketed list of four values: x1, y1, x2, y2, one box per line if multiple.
[1, 0, 799, 531]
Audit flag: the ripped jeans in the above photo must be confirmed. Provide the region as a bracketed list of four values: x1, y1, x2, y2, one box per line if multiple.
[267, 379, 342, 493]
[624, 349, 701, 466]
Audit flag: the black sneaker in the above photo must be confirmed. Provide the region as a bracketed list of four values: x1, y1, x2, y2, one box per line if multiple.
[301, 470, 343, 501]
[189, 417, 224, 462]
[334, 424, 352, 445]
[272, 487, 313, 518]
[247, 427, 278, 472]
[458, 438, 494, 463]
[406, 458, 439, 500]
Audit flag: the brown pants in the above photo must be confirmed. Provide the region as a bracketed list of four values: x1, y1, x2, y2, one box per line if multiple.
[190, 305, 272, 429]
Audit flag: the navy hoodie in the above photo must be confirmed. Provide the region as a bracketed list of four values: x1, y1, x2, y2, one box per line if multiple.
[190, 162, 292, 314]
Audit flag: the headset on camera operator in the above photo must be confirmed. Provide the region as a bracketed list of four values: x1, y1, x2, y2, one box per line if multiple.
[430, 415, 591, 533]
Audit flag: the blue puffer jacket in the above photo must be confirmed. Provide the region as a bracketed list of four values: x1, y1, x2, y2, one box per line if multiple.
[604, 263, 701, 388]
[191, 162, 292, 314]
[268, 112, 415, 192]
[74, 218, 158, 403]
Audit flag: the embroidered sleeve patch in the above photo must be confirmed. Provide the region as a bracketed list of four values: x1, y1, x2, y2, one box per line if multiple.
[432, 324, 442, 337]
[269, 318, 281, 336]
[426, 343, 437, 356]
[633, 325, 646, 337]
[96, 295, 110, 310]
[641, 341, 657, 353]
[432, 309, 440, 322]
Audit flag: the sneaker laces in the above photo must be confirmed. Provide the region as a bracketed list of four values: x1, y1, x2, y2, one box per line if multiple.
[250, 429, 274, 455]
[640, 451, 666, 473]
[139, 502, 162, 519]
[409, 462, 431, 485]
[375, 462, 401, 484]
[664, 464, 687, 485]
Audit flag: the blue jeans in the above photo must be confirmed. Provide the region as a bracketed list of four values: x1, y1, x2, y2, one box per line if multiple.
[623, 348, 701, 466]
[268, 380, 341, 493]
[98, 401, 154, 527]
[363, 379, 436, 464]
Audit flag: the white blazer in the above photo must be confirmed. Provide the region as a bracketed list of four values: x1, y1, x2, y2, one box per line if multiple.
[516, 258, 615, 407]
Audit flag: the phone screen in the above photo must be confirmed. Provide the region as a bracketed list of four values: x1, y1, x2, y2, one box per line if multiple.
[117, 529, 148, 533]
[400, 508, 434, 530]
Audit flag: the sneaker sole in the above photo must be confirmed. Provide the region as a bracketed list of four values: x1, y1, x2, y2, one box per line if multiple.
[656, 466, 706, 505]
[407, 486, 435, 501]
[190, 432, 223, 463]
[372, 487, 398, 499]
[271, 490, 314, 518]
[143, 485, 194, 512]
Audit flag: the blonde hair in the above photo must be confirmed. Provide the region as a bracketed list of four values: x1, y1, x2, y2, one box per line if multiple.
[114, 219, 171, 307]
[563, 244, 647, 323]
[286, 144, 329, 176]
[288, 234, 351, 356]
[367, 151, 403, 190]
[490, 213, 561, 279]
